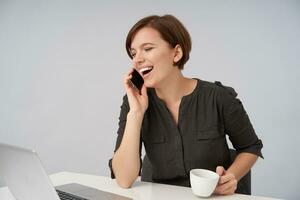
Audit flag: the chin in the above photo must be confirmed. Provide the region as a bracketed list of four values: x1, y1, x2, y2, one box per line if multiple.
[144, 80, 157, 88]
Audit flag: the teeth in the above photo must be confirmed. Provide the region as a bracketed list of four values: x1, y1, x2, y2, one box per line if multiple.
[139, 66, 153, 74]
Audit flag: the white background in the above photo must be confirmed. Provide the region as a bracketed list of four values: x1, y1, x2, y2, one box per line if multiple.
[0, 0, 299, 199]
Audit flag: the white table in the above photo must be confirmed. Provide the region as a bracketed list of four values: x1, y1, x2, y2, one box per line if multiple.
[0, 172, 279, 200]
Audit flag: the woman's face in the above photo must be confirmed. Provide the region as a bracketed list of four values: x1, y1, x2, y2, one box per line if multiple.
[130, 27, 178, 88]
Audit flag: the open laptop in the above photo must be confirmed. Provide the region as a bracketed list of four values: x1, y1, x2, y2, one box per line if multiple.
[0, 143, 132, 200]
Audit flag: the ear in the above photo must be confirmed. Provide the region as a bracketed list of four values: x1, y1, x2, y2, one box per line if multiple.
[173, 44, 183, 63]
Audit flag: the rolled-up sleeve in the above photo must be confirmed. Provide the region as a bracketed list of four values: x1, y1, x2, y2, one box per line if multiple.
[220, 85, 263, 158]
[108, 95, 142, 179]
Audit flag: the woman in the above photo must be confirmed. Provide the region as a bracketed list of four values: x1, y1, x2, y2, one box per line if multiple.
[109, 14, 263, 195]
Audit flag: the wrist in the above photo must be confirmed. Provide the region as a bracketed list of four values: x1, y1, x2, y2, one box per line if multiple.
[127, 111, 145, 120]
[226, 169, 238, 181]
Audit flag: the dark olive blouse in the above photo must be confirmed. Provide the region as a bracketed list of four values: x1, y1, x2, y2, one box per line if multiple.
[109, 79, 263, 186]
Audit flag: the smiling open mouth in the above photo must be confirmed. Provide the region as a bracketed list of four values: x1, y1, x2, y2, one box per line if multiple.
[139, 66, 153, 76]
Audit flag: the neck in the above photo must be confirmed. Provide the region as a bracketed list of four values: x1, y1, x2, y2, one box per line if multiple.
[155, 70, 195, 104]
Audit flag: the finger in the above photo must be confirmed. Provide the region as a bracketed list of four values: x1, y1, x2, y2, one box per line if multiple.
[124, 70, 132, 81]
[124, 74, 133, 89]
[219, 173, 235, 184]
[215, 179, 237, 194]
[127, 68, 135, 76]
[216, 166, 225, 176]
[124, 68, 135, 83]
[215, 185, 234, 195]
[219, 183, 237, 195]
[124, 67, 138, 89]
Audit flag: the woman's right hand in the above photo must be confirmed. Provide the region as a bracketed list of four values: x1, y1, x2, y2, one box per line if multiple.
[124, 68, 148, 115]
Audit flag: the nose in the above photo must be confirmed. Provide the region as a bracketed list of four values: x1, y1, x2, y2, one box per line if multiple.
[133, 51, 145, 65]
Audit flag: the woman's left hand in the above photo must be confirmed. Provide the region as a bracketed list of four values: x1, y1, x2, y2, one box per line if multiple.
[214, 166, 238, 195]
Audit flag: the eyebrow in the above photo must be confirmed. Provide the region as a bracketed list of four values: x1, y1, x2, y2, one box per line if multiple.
[130, 42, 155, 51]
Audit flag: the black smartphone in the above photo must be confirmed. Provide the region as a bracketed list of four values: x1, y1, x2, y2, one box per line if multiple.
[130, 69, 144, 91]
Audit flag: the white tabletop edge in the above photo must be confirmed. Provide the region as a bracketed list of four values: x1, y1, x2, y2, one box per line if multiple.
[0, 172, 282, 200]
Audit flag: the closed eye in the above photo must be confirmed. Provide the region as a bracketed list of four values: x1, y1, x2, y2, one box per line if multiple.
[130, 47, 153, 58]
[130, 50, 136, 58]
[145, 47, 153, 52]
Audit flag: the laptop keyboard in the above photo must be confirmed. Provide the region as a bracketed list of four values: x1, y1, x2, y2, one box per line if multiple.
[56, 189, 89, 200]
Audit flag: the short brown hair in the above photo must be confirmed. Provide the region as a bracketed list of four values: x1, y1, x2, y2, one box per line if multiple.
[126, 14, 192, 69]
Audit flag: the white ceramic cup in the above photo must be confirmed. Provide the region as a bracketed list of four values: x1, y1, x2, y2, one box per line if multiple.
[190, 169, 220, 197]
